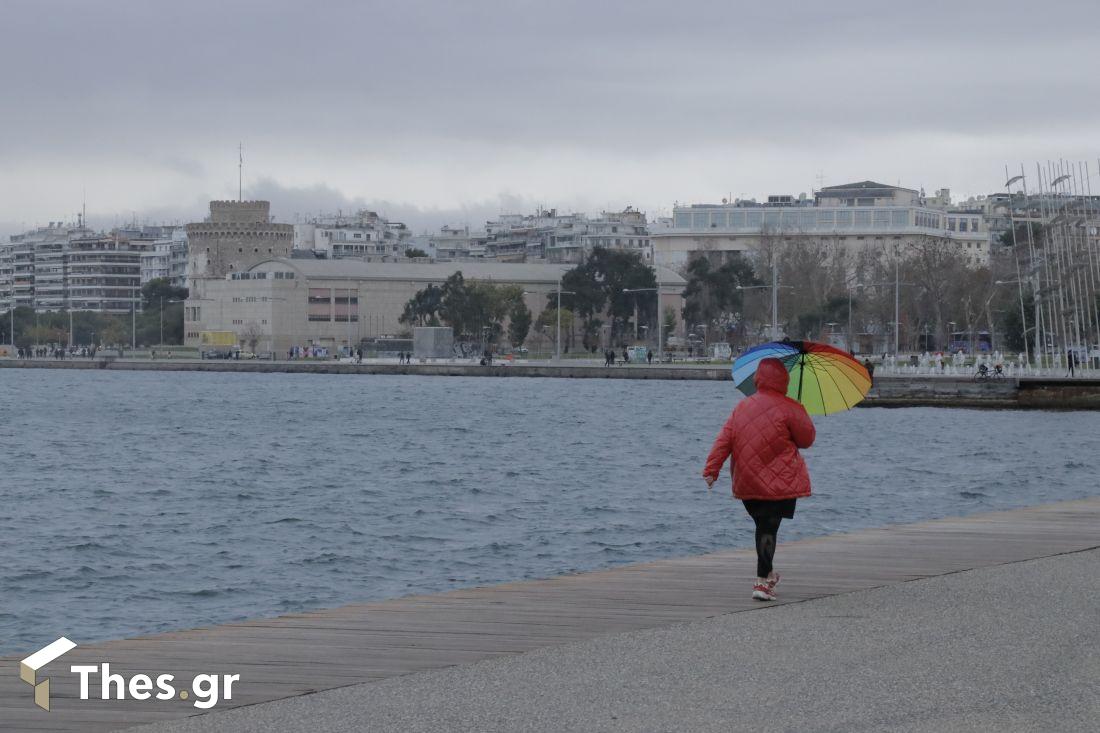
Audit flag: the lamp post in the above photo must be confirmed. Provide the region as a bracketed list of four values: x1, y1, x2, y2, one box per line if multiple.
[847, 280, 866, 354]
[736, 283, 794, 342]
[995, 279, 1032, 367]
[554, 280, 576, 361]
[858, 275, 913, 357]
[623, 287, 662, 362]
[160, 297, 185, 347]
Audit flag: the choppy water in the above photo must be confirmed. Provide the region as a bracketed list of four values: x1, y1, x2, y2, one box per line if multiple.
[0, 369, 1096, 655]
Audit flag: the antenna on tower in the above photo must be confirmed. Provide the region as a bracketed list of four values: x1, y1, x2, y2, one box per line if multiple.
[238, 142, 243, 201]
[82, 186, 87, 229]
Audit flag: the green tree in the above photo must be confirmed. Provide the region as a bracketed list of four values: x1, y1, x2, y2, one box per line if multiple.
[1002, 293, 1035, 353]
[141, 278, 189, 309]
[399, 283, 443, 326]
[681, 255, 758, 343]
[554, 247, 657, 349]
[535, 307, 574, 350]
[507, 300, 532, 347]
[405, 248, 429, 259]
[101, 319, 129, 348]
[662, 306, 677, 343]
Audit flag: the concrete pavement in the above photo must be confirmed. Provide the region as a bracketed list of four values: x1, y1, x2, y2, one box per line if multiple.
[138, 547, 1100, 733]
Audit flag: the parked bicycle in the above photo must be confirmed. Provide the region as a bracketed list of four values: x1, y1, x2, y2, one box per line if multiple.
[974, 363, 1005, 380]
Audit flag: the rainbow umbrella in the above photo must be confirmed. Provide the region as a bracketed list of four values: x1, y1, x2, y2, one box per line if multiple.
[732, 340, 872, 415]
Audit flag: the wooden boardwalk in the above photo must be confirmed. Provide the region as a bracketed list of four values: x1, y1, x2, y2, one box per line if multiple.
[3, 497, 1099, 732]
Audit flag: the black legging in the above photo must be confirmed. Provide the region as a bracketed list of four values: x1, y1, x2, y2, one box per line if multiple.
[753, 515, 782, 579]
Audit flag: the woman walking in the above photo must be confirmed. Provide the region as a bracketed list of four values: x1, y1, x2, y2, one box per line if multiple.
[702, 357, 815, 601]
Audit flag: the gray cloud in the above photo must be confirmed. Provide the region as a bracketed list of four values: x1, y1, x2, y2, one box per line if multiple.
[2, 0, 1100, 229]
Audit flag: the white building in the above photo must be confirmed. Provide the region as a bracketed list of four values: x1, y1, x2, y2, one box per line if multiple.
[184, 258, 687, 354]
[293, 210, 412, 259]
[431, 207, 652, 264]
[651, 181, 992, 271]
[0, 221, 144, 313]
[139, 227, 188, 288]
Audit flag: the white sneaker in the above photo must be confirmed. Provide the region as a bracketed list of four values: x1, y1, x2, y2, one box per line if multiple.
[752, 581, 776, 601]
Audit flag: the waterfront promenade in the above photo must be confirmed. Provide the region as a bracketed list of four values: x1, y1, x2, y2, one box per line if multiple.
[3, 496, 1099, 732]
[4, 357, 1099, 408]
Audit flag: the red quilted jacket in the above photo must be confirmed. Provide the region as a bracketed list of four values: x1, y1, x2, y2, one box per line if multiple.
[703, 358, 816, 500]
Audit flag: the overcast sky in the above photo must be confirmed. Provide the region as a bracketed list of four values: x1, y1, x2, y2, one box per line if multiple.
[2, 0, 1099, 237]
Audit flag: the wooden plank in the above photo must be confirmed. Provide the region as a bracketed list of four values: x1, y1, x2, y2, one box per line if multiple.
[2, 496, 1098, 732]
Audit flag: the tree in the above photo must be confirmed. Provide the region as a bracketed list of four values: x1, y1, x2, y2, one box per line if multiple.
[507, 300, 532, 347]
[535, 307, 574, 350]
[553, 247, 657, 349]
[681, 254, 758, 344]
[1002, 292, 1034, 353]
[405, 248, 429, 259]
[399, 283, 443, 326]
[101, 319, 129, 348]
[422, 273, 526, 345]
[662, 306, 677, 344]
[240, 322, 263, 352]
[141, 278, 188, 309]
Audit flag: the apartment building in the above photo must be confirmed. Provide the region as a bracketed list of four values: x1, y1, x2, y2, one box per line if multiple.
[293, 210, 412, 260]
[651, 181, 993, 271]
[0, 221, 144, 313]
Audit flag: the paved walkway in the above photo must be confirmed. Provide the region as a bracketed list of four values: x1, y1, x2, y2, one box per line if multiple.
[141, 547, 1100, 733]
[3, 497, 1098, 732]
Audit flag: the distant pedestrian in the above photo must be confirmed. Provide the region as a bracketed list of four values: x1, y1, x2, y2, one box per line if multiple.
[703, 358, 816, 602]
[647, 349, 653, 365]
[622, 348, 629, 365]
[1067, 350, 1077, 377]
[863, 358, 875, 385]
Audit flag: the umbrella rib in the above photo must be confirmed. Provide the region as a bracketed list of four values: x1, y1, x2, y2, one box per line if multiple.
[797, 352, 805, 403]
[815, 353, 854, 412]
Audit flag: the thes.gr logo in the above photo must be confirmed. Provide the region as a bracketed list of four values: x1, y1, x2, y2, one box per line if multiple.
[20, 637, 78, 711]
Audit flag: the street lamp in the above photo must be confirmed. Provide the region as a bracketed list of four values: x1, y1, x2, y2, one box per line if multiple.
[553, 281, 576, 362]
[623, 287, 662, 362]
[994, 279, 1031, 367]
[692, 322, 708, 357]
[736, 283, 794, 341]
[160, 297, 185, 347]
[858, 273, 914, 357]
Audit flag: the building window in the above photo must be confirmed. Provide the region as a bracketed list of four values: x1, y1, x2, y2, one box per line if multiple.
[308, 287, 332, 321]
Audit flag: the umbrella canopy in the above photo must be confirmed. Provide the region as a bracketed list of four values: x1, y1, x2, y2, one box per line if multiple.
[732, 340, 871, 415]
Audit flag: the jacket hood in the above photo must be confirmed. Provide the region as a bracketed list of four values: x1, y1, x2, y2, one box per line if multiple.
[755, 358, 790, 394]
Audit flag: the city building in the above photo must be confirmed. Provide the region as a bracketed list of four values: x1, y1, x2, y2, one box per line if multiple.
[293, 210, 412, 260]
[185, 200, 293, 287]
[184, 258, 685, 355]
[67, 233, 144, 313]
[651, 181, 992, 271]
[0, 220, 144, 314]
[139, 227, 189, 288]
[429, 207, 652, 264]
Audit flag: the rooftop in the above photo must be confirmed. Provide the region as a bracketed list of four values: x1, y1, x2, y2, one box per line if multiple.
[251, 258, 687, 285]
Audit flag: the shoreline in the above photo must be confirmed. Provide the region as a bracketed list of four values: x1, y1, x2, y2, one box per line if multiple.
[3, 357, 1099, 409]
[4, 495, 1099, 732]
